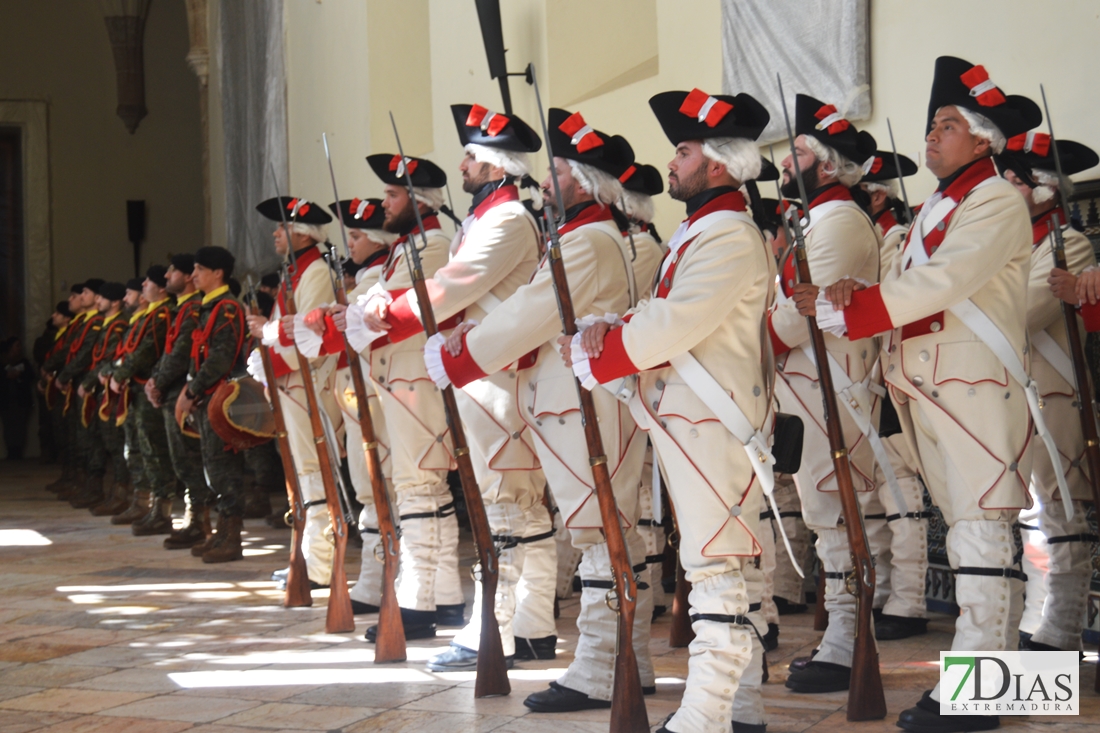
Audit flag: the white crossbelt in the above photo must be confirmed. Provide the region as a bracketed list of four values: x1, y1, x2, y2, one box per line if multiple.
[1031, 329, 1076, 387]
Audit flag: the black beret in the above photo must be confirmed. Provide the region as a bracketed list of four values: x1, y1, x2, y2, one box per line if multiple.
[255, 290, 275, 319]
[194, 246, 236, 280]
[71, 283, 85, 294]
[170, 253, 195, 274]
[260, 272, 281, 289]
[55, 301, 73, 318]
[255, 196, 333, 225]
[146, 265, 168, 289]
[99, 282, 126, 302]
[125, 278, 143, 292]
[366, 154, 447, 188]
[451, 103, 542, 153]
[83, 278, 105, 294]
[228, 278, 241, 297]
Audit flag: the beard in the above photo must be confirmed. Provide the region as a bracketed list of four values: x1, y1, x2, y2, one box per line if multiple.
[383, 202, 417, 234]
[667, 163, 709, 202]
[780, 160, 821, 200]
[462, 163, 493, 194]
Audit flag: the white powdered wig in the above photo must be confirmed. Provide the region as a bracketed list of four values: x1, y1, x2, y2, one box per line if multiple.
[466, 143, 530, 177]
[291, 222, 328, 243]
[953, 106, 1007, 154]
[413, 186, 445, 212]
[620, 189, 654, 224]
[701, 137, 762, 184]
[364, 228, 399, 247]
[803, 135, 864, 187]
[567, 160, 623, 206]
[861, 179, 899, 198]
[1032, 168, 1071, 205]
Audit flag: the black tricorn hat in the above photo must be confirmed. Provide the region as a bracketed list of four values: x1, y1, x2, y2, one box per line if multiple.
[758, 156, 780, 182]
[255, 196, 333, 225]
[621, 163, 664, 196]
[862, 151, 918, 183]
[649, 89, 769, 145]
[451, 103, 542, 153]
[366, 154, 447, 188]
[328, 198, 386, 230]
[926, 56, 1041, 140]
[997, 133, 1099, 178]
[99, 282, 126, 302]
[545, 108, 635, 178]
[795, 94, 877, 165]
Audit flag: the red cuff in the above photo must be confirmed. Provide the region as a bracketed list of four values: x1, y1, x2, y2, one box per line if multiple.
[277, 321, 294, 347]
[843, 284, 894, 340]
[320, 315, 345, 355]
[1080, 301, 1100, 332]
[385, 290, 426, 344]
[442, 331, 488, 388]
[590, 327, 640, 383]
[767, 313, 791, 357]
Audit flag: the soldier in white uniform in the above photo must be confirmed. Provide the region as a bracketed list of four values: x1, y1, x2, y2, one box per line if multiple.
[998, 135, 1099, 652]
[857, 152, 932, 641]
[426, 109, 657, 711]
[358, 104, 550, 670]
[564, 87, 775, 733]
[795, 56, 1043, 733]
[246, 196, 343, 591]
[768, 95, 883, 693]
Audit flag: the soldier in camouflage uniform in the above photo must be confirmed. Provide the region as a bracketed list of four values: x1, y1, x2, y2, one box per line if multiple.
[42, 287, 81, 494]
[176, 246, 249, 563]
[111, 266, 176, 536]
[111, 281, 153, 525]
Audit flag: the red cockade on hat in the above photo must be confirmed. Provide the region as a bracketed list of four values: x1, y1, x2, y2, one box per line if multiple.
[814, 104, 850, 135]
[466, 104, 509, 136]
[287, 198, 311, 217]
[1006, 131, 1051, 156]
[389, 154, 418, 178]
[349, 198, 375, 221]
[960, 65, 1006, 107]
[618, 165, 637, 183]
[864, 156, 883, 175]
[679, 88, 733, 127]
[558, 111, 603, 153]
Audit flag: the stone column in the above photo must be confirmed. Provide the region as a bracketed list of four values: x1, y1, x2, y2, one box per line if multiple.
[184, 0, 212, 247]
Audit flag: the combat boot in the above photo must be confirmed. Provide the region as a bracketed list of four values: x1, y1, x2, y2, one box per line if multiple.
[70, 473, 106, 509]
[202, 515, 244, 563]
[132, 496, 174, 536]
[92, 481, 131, 516]
[112, 490, 151, 525]
[45, 464, 75, 493]
[191, 513, 222, 557]
[165, 507, 210, 550]
[57, 469, 86, 500]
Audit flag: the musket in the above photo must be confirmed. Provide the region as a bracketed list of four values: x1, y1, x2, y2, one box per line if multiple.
[665, 496, 694, 649]
[526, 64, 649, 732]
[269, 166, 355, 634]
[777, 73, 885, 721]
[321, 133, 406, 662]
[389, 111, 510, 697]
[1039, 85, 1100, 693]
[886, 119, 913, 224]
[247, 275, 311, 608]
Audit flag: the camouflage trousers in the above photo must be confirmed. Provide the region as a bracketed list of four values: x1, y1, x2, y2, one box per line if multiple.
[243, 439, 285, 494]
[79, 395, 107, 478]
[98, 404, 129, 486]
[134, 389, 177, 498]
[196, 406, 245, 518]
[123, 402, 147, 492]
[51, 396, 75, 473]
[161, 392, 215, 509]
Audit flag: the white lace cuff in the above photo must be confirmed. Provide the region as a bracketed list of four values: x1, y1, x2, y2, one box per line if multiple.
[424, 333, 450, 389]
[246, 348, 266, 386]
[345, 302, 385, 354]
[816, 294, 848, 337]
[261, 320, 281, 347]
[569, 333, 599, 391]
[355, 283, 392, 309]
[575, 312, 624, 332]
[293, 313, 323, 358]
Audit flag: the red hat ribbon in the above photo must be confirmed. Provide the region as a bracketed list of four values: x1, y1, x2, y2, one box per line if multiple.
[466, 104, 509, 137]
[814, 105, 850, 135]
[1006, 131, 1051, 157]
[287, 198, 311, 217]
[349, 198, 375, 221]
[389, 154, 419, 178]
[862, 156, 883, 175]
[618, 165, 637, 184]
[558, 111, 603, 153]
[679, 88, 733, 127]
[960, 65, 1006, 107]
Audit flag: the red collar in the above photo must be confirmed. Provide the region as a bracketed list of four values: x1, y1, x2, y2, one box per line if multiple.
[686, 190, 747, 227]
[1032, 207, 1066, 246]
[473, 185, 519, 220]
[808, 184, 852, 209]
[940, 157, 998, 205]
[559, 202, 614, 236]
[875, 209, 899, 233]
[287, 245, 323, 288]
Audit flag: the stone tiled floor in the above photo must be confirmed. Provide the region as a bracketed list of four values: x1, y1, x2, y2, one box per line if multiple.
[0, 459, 1097, 732]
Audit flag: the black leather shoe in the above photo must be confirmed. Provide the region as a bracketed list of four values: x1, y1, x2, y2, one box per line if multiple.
[514, 634, 557, 660]
[762, 623, 779, 652]
[875, 614, 928, 640]
[366, 608, 436, 642]
[897, 690, 1000, 732]
[652, 604, 667, 621]
[774, 596, 807, 615]
[733, 723, 766, 733]
[789, 648, 818, 671]
[523, 681, 610, 712]
[784, 661, 850, 693]
[350, 600, 379, 615]
[1017, 630, 1032, 648]
[436, 603, 465, 626]
[426, 643, 514, 672]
